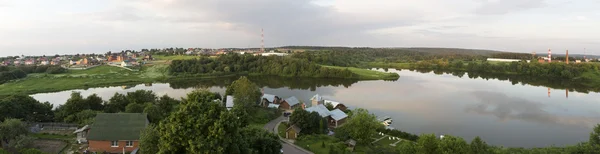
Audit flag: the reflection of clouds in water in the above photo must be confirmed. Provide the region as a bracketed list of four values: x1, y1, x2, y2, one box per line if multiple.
[467, 91, 600, 129]
[31, 84, 226, 107]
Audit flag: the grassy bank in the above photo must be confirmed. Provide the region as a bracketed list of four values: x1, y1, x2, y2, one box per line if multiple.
[321, 65, 399, 80]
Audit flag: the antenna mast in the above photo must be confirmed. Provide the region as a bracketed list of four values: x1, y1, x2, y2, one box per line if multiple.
[548, 48, 552, 63]
[261, 28, 265, 53]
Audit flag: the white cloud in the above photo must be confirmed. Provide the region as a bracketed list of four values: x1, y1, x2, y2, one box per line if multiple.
[0, 0, 599, 56]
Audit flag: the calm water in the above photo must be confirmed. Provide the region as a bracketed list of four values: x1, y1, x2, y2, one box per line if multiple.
[30, 69, 600, 148]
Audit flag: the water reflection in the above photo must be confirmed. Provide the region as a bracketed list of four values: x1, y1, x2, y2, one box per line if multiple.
[467, 91, 600, 129]
[29, 69, 600, 148]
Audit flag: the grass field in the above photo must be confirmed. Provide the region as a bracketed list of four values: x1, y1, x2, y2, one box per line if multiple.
[153, 55, 200, 60]
[321, 65, 400, 80]
[278, 122, 289, 138]
[295, 135, 342, 154]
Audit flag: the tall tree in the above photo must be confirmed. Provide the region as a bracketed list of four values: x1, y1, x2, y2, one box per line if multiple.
[0, 119, 28, 148]
[157, 90, 248, 153]
[469, 136, 489, 154]
[439, 135, 469, 154]
[338, 108, 382, 144]
[84, 94, 104, 111]
[104, 93, 129, 113]
[126, 90, 157, 104]
[241, 127, 282, 154]
[289, 109, 327, 135]
[125, 103, 144, 113]
[416, 134, 440, 154]
[0, 95, 53, 122]
[229, 77, 261, 109]
[139, 124, 159, 154]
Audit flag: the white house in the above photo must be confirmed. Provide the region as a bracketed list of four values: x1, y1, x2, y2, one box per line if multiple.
[121, 61, 132, 67]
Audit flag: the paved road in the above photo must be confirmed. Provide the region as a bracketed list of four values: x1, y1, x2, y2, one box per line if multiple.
[264, 116, 311, 154]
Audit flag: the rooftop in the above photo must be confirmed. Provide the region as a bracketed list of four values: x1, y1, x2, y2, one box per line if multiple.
[287, 125, 302, 133]
[285, 96, 300, 106]
[87, 113, 148, 141]
[305, 104, 331, 118]
[262, 94, 277, 102]
[226, 95, 234, 110]
[329, 109, 348, 121]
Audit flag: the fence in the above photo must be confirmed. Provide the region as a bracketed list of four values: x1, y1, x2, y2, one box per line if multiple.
[28, 122, 79, 132]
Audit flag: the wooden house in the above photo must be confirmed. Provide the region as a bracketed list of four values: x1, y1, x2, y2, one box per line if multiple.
[286, 125, 302, 140]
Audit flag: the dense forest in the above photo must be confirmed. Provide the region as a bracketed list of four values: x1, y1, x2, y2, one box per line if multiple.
[0, 65, 66, 84]
[169, 53, 360, 79]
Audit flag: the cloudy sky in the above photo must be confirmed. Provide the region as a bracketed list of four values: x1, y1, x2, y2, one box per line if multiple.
[0, 0, 598, 57]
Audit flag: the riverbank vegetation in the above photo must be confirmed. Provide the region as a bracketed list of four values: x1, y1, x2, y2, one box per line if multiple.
[293, 107, 600, 154]
[1, 77, 284, 153]
[169, 53, 399, 80]
[0, 65, 66, 84]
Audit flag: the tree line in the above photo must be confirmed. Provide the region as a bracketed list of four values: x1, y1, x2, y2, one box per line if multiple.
[0, 65, 66, 84]
[410, 59, 600, 80]
[169, 53, 359, 79]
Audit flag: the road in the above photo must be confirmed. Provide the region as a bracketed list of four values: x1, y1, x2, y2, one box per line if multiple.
[264, 116, 312, 154]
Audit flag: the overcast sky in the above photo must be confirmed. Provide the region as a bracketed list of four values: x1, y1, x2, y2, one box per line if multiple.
[0, 0, 599, 57]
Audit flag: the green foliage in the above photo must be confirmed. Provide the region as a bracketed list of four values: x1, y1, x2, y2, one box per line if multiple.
[337, 108, 382, 144]
[0, 65, 66, 83]
[397, 141, 417, 153]
[19, 148, 45, 154]
[139, 124, 159, 154]
[169, 53, 358, 79]
[241, 127, 282, 154]
[64, 110, 98, 126]
[104, 93, 129, 113]
[289, 109, 327, 135]
[229, 76, 261, 109]
[0, 119, 28, 147]
[439, 135, 469, 154]
[126, 90, 157, 104]
[7, 135, 35, 150]
[590, 124, 600, 146]
[416, 134, 440, 154]
[125, 103, 144, 113]
[0, 95, 54, 122]
[469, 136, 489, 154]
[157, 90, 249, 153]
[55, 92, 104, 122]
[0, 148, 8, 154]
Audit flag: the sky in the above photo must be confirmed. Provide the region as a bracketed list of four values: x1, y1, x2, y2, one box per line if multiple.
[0, 0, 599, 57]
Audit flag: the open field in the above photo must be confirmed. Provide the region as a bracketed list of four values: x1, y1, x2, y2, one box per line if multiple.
[321, 65, 400, 80]
[31, 139, 68, 154]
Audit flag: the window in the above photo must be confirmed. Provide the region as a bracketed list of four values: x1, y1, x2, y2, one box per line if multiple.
[111, 141, 118, 147]
[126, 141, 134, 147]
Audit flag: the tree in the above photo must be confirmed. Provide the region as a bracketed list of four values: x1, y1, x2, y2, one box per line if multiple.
[0, 119, 28, 148]
[229, 77, 261, 109]
[105, 93, 129, 113]
[157, 90, 248, 153]
[398, 141, 417, 153]
[126, 90, 157, 104]
[0, 95, 53, 122]
[84, 94, 104, 111]
[241, 127, 282, 154]
[125, 103, 144, 113]
[64, 110, 98, 126]
[338, 108, 382, 144]
[139, 124, 159, 154]
[143, 104, 164, 123]
[469, 136, 489, 154]
[289, 109, 327, 135]
[416, 134, 440, 154]
[7, 135, 35, 150]
[439, 135, 469, 154]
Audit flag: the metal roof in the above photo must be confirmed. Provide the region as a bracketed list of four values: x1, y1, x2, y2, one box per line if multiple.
[226, 95, 234, 110]
[329, 109, 348, 121]
[285, 96, 300, 106]
[268, 103, 280, 109]
[310, 94, 322, 101]
[262, 94, 277, 102]
[324, 100, 341, 108]
[305, 104, 331, 118]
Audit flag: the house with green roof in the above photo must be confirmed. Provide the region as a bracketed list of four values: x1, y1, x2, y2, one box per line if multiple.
[87, 113, 148, 153]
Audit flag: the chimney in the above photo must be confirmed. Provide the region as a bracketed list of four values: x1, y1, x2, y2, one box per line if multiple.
[566, 50, 569, 64]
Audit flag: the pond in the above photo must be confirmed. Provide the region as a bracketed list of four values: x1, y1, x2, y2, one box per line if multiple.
[30, 69, 600, 148]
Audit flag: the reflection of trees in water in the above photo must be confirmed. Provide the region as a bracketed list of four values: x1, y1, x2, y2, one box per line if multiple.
[409, 68, 600, 93]
[167, 76, 360, 90]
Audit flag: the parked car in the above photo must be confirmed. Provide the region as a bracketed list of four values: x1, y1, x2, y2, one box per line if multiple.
[283, 112, 291, 117]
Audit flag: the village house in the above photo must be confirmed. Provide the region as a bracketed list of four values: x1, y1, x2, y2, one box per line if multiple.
[260, 94, 281, 107]
[286, 125, 302, 140]
[24, 59, 36, 65]
[87, 113, 148, 153]
[305, 104, 348, 128]
[323, 100, 348, 111]
[121, 60, 132, 67]
[40, 60, 50, 65]
[142, 54, 153, 61]
[1, 60, 10, 66]
[13, 60, 22, 65]
[280, 96, 303, 110]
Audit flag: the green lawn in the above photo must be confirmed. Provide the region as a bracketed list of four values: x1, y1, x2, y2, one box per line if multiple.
[321, 65, 400, 80]
[295, 135, 344, 154]
[374, 137, 400, 146]
[154, 55, 200, 60]
[278, 122, 289, 138]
